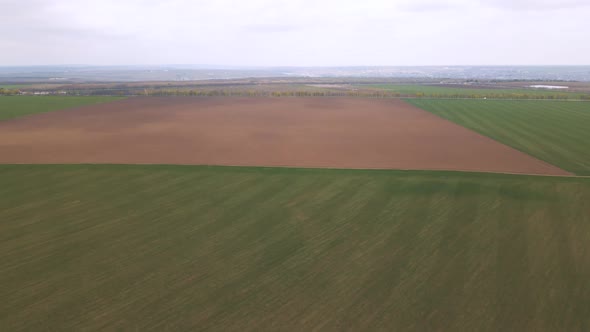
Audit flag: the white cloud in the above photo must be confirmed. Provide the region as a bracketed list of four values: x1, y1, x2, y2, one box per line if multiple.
[481, 0, 590, 11]
[0, 0, 588, 65]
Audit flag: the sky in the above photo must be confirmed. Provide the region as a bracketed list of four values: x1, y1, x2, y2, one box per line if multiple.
[1, 0, 589, 66]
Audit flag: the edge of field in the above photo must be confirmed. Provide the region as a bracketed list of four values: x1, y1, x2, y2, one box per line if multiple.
[403, 98, 588, 176]
[1, 96, 585, 177]
[1, 164, 589, 181]
[0, 96, 126, 121]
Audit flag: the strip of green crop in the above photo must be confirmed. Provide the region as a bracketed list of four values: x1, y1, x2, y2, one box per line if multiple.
[1, 164, 590, 331]
[0, 96, 124, 121]
[407, 99, 590, 175]
[364, 84, 589, 99]
[0, 85, 29, 89]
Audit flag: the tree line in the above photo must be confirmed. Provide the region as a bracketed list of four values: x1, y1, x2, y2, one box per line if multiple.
[133, 89, 590, 100]
[6, 86, 590, 100]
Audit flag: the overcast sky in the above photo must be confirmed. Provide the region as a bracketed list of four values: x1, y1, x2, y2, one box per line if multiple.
[1, 0, 589, 66]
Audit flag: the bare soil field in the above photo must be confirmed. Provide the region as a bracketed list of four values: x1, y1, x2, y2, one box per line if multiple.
[0, 97, 570, 175]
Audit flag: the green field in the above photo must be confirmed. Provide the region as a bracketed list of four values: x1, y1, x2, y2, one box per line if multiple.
[2, 165, 589, 331]
[362, 84, 589, 99]
[0, 84, 29, 89]
[0, 96, 123, 121]
[407, 99, 590, 175]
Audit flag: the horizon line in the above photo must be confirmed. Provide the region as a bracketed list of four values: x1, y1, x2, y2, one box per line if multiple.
[2, 64, 590, 68]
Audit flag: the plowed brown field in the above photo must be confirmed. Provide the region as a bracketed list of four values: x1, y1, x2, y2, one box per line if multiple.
[0, 97, 570, 175]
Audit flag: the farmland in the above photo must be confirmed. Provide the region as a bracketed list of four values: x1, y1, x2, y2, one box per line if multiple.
[0, 96, 122, 121]
[1, 164, 590, 331]
[0, 97, 568, 175]
[362, 84, 590, 99]
[3, 0, 590, 329]
[0, 84, 29, 89]
[407, 99, 590, 175]
[2, 94, 589, 331]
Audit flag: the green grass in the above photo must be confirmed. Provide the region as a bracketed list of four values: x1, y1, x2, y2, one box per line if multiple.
[362, 84, 589, 99]
[406, 99, 590, 175]
[2, 164, 589, 331]
[0, 84, 29, 89]
[0, 96, 123, 121]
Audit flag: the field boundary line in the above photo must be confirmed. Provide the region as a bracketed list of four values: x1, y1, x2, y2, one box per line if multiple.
[2, 163, 589, 179]
[402, 99, 579, 176]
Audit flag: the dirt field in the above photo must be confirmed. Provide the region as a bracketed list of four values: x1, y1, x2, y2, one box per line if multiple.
[0, 97, 570, 175]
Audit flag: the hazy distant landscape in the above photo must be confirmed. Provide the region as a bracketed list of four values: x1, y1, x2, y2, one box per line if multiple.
[2, 65, 590, 83]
